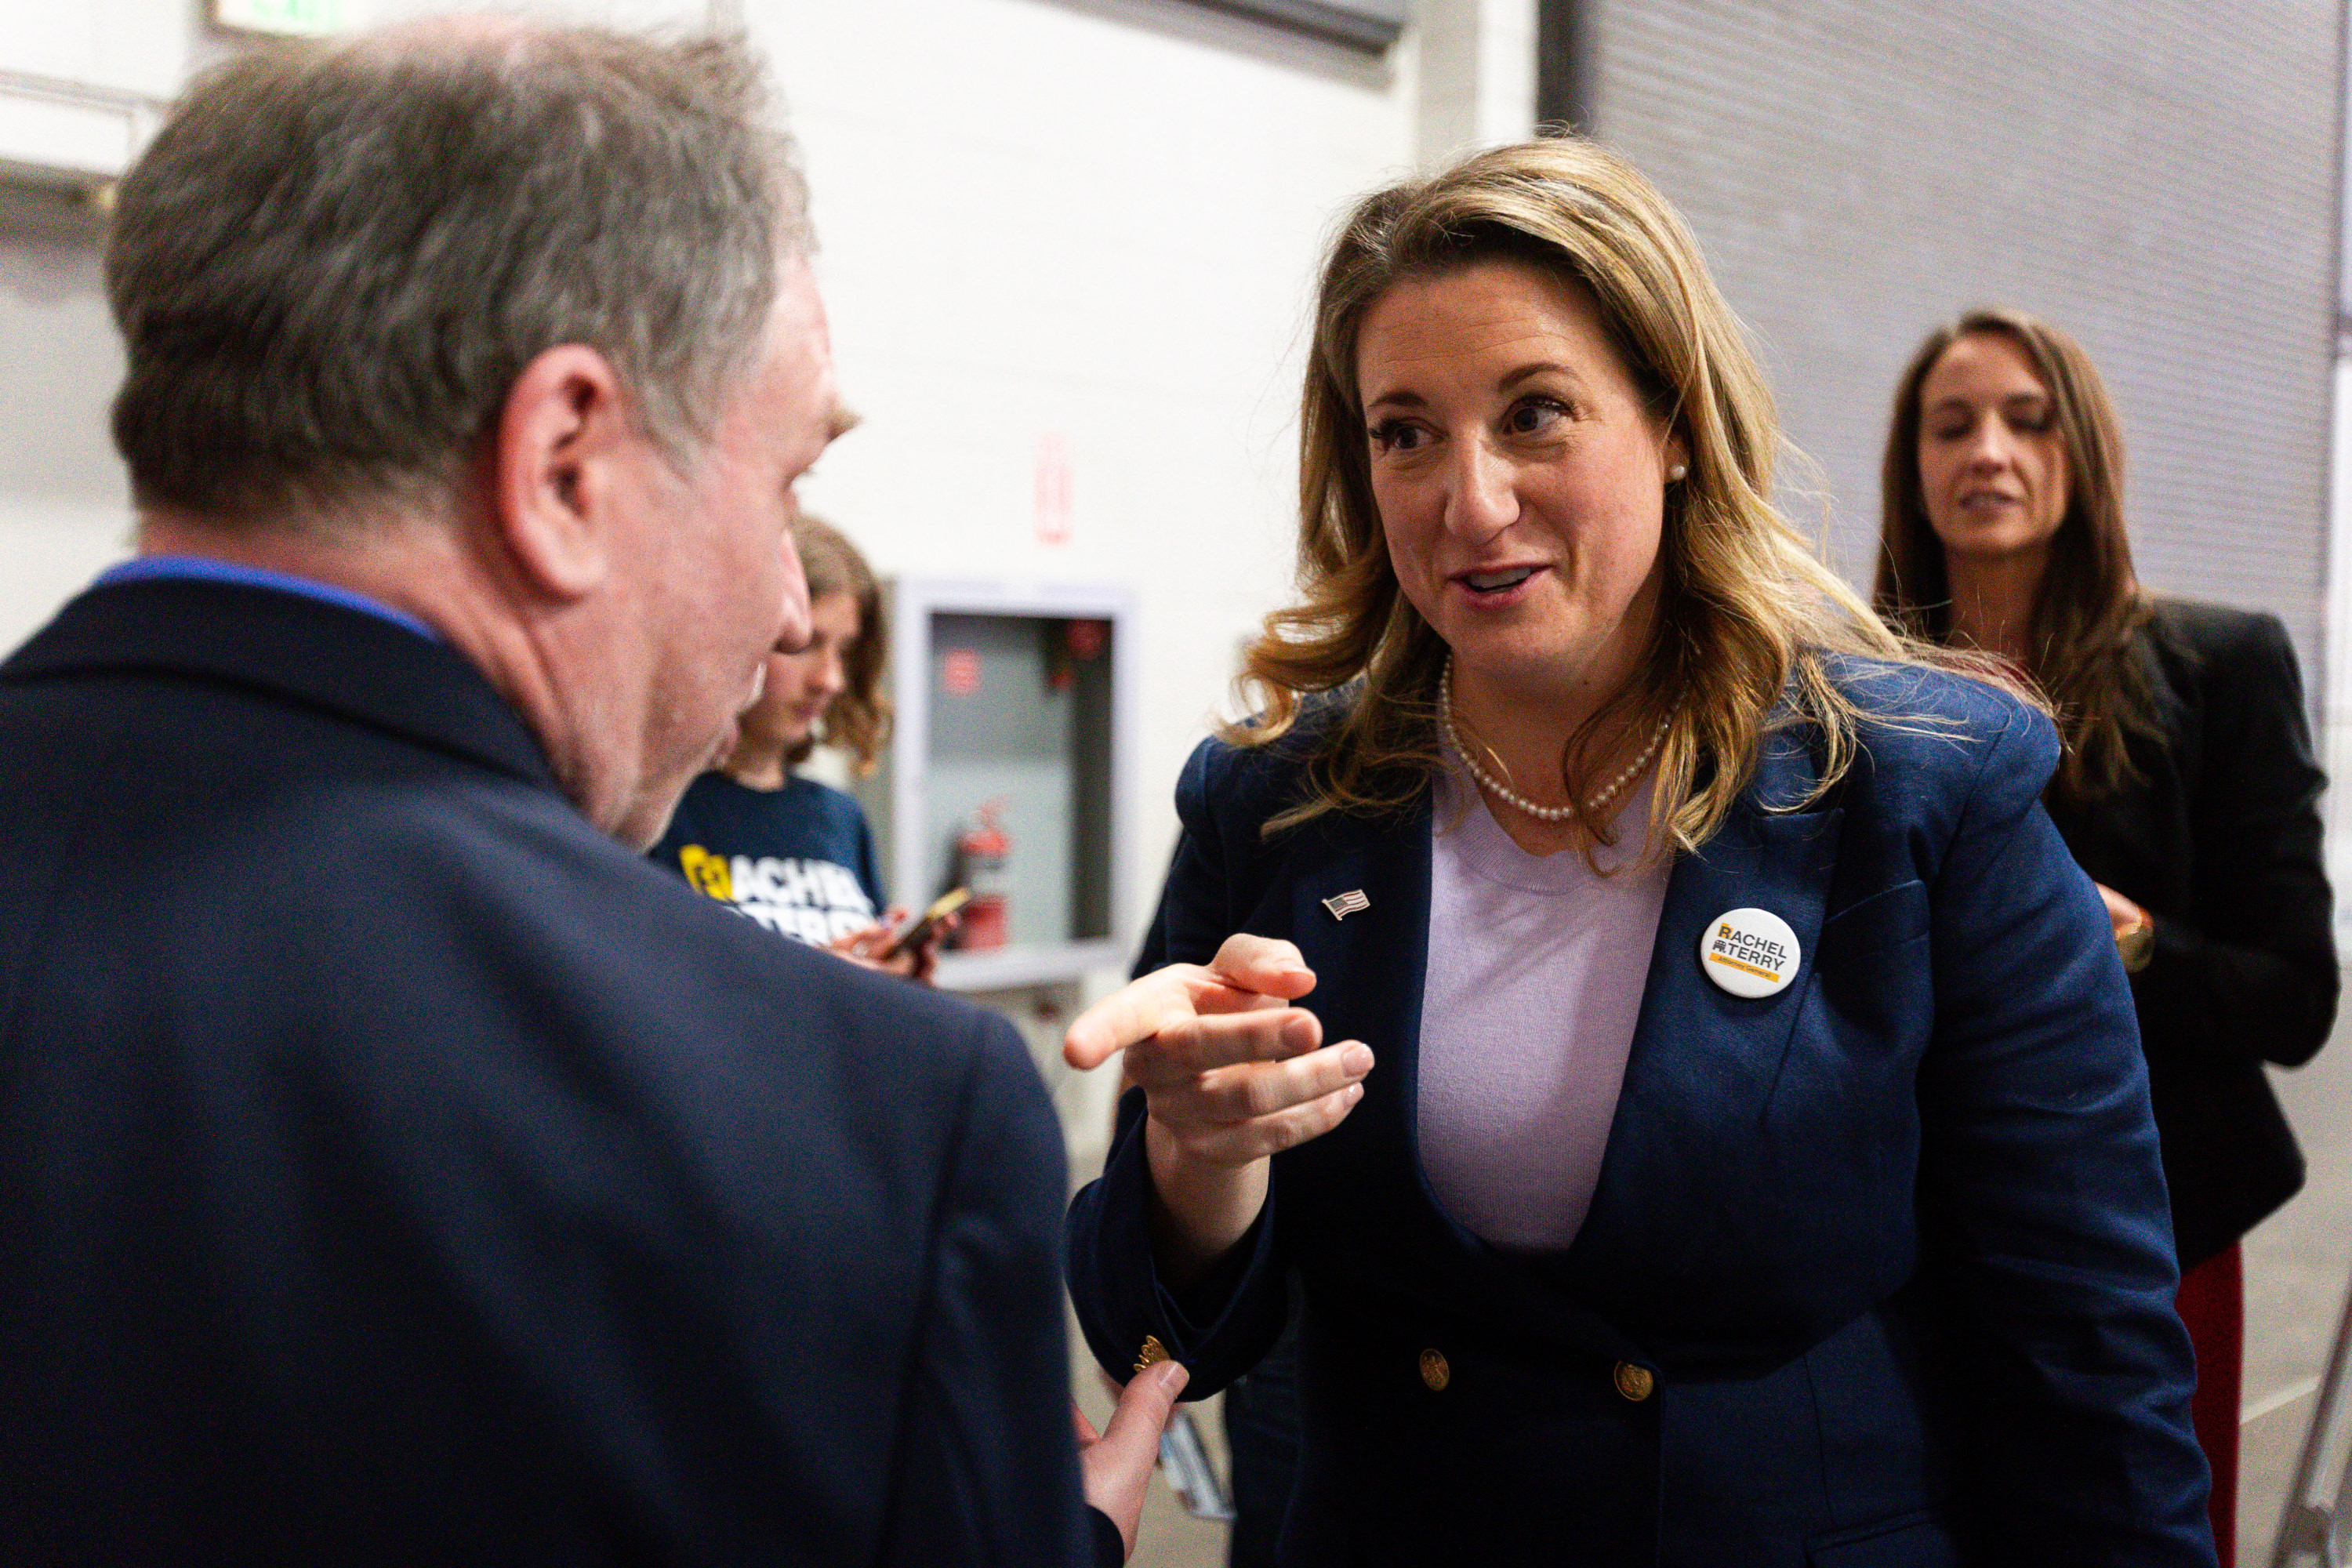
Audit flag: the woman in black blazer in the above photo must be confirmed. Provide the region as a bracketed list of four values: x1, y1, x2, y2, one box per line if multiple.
[1877, 309, 2339, 1563]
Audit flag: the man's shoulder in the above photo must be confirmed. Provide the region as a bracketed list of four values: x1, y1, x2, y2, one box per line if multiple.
[417, 790, 978, 1023]
[604, 829, 1024, 1091]
[307, 774, 1031, 1155]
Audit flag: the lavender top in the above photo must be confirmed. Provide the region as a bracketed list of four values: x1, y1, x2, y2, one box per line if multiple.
[1414, 764, 1671, 1251]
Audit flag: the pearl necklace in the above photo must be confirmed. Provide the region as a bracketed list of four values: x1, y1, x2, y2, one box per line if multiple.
[1436, 659, 1669, 823]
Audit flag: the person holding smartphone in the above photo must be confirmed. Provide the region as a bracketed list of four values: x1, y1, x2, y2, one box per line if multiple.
[652, 515, 948, 978]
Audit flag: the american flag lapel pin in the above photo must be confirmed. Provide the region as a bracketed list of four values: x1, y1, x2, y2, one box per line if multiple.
[1322, 889, 1370, 920]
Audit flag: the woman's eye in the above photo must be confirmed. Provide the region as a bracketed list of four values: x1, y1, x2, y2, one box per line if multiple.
[1369, 419, 1425, 453]
[1504, 399, 1567, 435]
[1929, 420, 1972, 442]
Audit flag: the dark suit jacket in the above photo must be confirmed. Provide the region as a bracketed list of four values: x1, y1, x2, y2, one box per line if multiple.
[0, 578, 1112, 1566]
[2042, 599, 2337, 1267]
[1070, 662, 2212, 1566]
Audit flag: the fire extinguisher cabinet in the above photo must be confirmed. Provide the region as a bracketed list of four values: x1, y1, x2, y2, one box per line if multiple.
[855, 579, 1134, 993]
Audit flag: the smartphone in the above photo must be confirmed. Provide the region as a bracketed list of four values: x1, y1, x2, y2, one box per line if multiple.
[880, 887, 971, 960]
[1158, 1410, 1236, 1522]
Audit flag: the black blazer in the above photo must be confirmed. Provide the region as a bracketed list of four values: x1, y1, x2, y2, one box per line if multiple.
[1073, 664, 2210, 1566]
[0, 578, 1111, 1566]
[2043, 599, 2338, 1267]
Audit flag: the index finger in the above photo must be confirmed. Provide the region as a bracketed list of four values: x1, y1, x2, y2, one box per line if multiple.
[1064, 939, 1319, 1072]
[1062, 964, 1297, 1071]
[1062, 964, 1218, 1071]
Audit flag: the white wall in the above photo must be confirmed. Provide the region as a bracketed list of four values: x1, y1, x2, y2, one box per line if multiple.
[2327, 357, 2352, 941]
[745, 0, 1417, 960]
[0, 0, 237, 644]
[1414, 0, 1535, 161]
[0, 205, 132, 648]
[0, 0, 722, 656]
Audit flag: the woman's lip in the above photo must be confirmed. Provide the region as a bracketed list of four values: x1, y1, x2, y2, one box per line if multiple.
[1447, 564, 1548, 608]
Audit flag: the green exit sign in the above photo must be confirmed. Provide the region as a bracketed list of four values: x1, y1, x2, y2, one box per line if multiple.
[213, 0, 353, 38]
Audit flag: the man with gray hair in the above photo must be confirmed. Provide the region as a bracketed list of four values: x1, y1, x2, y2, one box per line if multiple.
[0, 24, 1180, 1564]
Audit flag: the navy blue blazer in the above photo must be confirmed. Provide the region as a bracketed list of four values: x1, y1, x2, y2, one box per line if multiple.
[1069, 663, 2212, 1566]
[0, 578, 1116, 1566]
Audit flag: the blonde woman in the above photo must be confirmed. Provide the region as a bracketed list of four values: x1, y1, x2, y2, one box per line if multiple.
[1065, 141, 2212, 1563]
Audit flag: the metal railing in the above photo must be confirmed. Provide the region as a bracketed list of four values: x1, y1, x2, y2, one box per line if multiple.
[2274, 1272, 2352, 1566]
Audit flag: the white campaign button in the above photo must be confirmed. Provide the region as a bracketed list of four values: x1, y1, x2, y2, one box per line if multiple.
[1699, 906, 1802, 999]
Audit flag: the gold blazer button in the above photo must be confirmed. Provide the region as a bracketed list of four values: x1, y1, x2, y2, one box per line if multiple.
[1613, 1361, 1656, 1402]
[1134, 1336, 1170, 1375]
[1419, 1348, 1450, 1392]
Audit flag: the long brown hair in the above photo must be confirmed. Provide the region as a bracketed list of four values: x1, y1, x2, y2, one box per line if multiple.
[1875, 310, 2153, 801]
[1232, 136, 1962, 849]
[788, 514, 891, 775]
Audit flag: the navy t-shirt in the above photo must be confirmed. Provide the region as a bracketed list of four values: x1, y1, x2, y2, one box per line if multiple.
[649, 772, 887, 946]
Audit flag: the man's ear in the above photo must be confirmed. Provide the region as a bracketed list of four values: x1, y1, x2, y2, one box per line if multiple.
[488, 345, 637, 601]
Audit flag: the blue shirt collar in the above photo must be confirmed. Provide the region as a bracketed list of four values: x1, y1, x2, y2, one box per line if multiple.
[96, 555, 442, 644]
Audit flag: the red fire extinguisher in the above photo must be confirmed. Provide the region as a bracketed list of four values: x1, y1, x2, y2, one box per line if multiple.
[951, 800, 1011, 951]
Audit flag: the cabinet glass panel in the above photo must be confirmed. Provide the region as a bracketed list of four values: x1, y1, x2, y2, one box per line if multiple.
[922, 612, 1114, 949]
[858, 581, 1128, 990]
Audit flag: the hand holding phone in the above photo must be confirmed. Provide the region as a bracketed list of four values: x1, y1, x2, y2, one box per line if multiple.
[880, 887, 971, 962]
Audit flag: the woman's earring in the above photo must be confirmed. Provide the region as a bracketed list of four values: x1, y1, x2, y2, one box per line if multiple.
[1668, 463, 1688, 482]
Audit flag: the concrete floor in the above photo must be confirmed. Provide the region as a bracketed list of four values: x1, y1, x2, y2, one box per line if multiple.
[2238, 1003, 2352, 1566]
[1088, 980, 2352, 1568]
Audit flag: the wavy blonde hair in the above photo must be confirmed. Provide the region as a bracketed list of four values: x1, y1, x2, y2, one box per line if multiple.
[1235, 136, 1984, 848]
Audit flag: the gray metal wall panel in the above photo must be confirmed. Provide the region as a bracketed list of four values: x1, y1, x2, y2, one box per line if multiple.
[1585, 0, 2343, 685]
